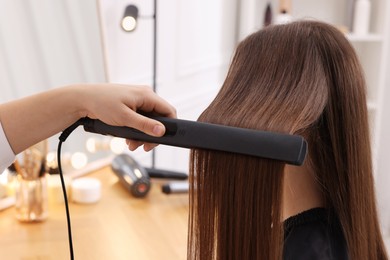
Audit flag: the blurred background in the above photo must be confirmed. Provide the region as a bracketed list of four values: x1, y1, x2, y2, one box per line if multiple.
[0, 0, 389, 244]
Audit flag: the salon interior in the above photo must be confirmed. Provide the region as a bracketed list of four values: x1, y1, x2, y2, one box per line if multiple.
[0, 0, 390, 259]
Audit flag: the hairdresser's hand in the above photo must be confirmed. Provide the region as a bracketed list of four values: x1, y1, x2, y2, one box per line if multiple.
[80, 84, 176, 151]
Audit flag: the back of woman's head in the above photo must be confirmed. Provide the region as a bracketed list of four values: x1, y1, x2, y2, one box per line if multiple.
[188, 20, 387, 260]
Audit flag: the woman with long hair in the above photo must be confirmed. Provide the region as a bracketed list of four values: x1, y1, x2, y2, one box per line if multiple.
[188, 21, 388, 259]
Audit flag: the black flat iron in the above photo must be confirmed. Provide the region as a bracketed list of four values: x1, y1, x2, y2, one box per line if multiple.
[78, 115, 307, 166]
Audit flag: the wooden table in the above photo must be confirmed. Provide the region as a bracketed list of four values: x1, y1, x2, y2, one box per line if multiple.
[0, 167, 189, 260]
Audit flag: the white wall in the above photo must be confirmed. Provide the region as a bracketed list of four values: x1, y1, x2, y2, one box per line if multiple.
[0, 0, 105, 102]
[376, 28, 390, 235]
[98, 0, 239, 171]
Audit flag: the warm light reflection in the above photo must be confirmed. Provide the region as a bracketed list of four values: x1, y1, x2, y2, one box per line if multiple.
[86, 138, 97, 153]
[86, 138, 110, 153]
[46, 152, 57, 168]
[71, 152, 88, 170]
[110, 137, 126, 154]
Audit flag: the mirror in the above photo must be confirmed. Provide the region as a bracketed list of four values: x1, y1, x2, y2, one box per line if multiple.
[0, 0, 240, 174]
[0, 1, 113, 173]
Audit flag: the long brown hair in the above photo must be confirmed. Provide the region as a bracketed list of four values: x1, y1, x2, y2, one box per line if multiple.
[188, 21, 388, 259]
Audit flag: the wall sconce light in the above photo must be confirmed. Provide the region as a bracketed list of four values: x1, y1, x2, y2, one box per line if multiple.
[120, 0, 158, 167]
[121, 5, 139, 32]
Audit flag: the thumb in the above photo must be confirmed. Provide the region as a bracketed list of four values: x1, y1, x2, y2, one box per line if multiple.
[125, 111, 166, 137]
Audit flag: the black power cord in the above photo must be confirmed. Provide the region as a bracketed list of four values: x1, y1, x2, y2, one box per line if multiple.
[57, 118, 86, 260]
[57, 140, 74, 260]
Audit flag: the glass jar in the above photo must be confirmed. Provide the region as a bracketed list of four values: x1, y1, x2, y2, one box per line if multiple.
[15, 174, 48, 222]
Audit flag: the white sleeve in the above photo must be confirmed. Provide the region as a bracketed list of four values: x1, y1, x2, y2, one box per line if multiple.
[0, 121, 15, 172]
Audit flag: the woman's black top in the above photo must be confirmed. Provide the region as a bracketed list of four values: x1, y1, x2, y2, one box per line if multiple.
[283, 208, 349, 260]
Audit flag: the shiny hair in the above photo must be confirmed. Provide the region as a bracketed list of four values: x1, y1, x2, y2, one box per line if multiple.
[188, 21, 388, 259]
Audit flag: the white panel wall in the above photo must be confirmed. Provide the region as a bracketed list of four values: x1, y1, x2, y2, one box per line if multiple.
[98, 0, 239, 171]
[375, 1, 390, 236]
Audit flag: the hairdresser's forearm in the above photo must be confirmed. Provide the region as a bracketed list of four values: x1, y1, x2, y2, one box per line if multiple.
[0, 86, 84, 154]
